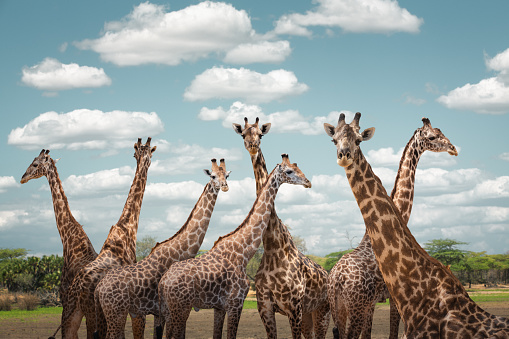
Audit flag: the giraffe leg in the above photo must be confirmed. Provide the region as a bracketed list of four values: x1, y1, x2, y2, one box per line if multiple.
[333, 295, 347, 339]
[360, 304, 375, 339]
[131, 314, 146, 339]
[213, 309, 226, 339]
[61, 307, 84, 339]
[226, 304, 243, 339]
[166, 303, 191, 339]
[313, 302, 331, 339]
[256, 289, 277, 339]
[153, 315, 165, 339]
[388, 296, 401, 339]
[301, 312, 314, 339]
[346, 306, 368, 339]
[287, 303, 303, 339]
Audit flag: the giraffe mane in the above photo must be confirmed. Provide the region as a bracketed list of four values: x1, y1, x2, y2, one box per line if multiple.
[211, 166, 277, 249]
[390, 128, 420, 199]
[148, 183, 212, 255]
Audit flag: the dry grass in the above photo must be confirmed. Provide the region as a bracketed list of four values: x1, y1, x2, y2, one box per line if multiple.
[16, 293, 40, 311]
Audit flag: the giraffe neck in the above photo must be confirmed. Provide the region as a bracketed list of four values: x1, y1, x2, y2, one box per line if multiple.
[104, 157, 150, 263]
[344, 149, 460, 323]
[46, 160, 93, 259]
[250, 150, 293, 253]
[250, 150, 269, 196]
[149, 182, 219, 268]
[212, 169, 280, 268]
[390, 130, 425, 225]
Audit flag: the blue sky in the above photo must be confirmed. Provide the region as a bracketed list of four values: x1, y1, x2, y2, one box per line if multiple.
[1, 0, 508, 257]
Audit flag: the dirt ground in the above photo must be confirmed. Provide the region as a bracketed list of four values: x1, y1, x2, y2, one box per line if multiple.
[1, 301, 508, 338]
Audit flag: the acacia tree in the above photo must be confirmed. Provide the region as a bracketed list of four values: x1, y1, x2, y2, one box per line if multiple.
[423, 238, 468, 267]
[136, 235, 158, 261]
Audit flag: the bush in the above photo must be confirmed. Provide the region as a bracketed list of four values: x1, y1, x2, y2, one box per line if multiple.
[0, 294, 12, 311]
[18, 293, 40, 311]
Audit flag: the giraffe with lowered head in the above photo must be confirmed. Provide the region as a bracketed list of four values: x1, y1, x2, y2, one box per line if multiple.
[21, 149, 98, 337]
[158, 154, 311, 339]
[233, 117, 330, 338]
[327, 117, 458, 338]
[94, 158, 230, 339]
[57, 137, 156, 339]
[324, 113, 508, 338]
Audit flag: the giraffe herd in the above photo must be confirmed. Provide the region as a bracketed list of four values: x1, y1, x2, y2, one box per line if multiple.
[20, 114, 508, 338]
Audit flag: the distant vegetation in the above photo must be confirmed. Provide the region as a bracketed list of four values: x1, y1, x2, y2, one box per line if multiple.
[0, 237, 508, 308]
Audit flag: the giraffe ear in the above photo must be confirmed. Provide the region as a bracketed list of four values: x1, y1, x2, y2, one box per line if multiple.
[203, 169, 212, 176]
[261, 123, 271, 135]
[232, 123, 243, 135]
[151, 146, 157, 154]
[361, 127, 375, 141]
[324, 123, 335, 137]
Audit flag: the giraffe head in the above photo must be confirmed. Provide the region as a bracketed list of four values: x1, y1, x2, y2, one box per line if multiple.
[324, 112, 375, 167]
[20, 149, 53, 184]
[133, 137, 157, 166]
[204, 158, 231, 192]
[419, 117, 458, 156]
[275, 154, 312, 188]
[232, 117, 271, 155]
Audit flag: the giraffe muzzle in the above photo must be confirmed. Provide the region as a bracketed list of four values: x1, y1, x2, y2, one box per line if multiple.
[337, 150, 353, 167]
[448, 145, 458, 156]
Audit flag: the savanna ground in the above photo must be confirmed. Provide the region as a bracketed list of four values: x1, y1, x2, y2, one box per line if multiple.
[1, 286, 508, 338]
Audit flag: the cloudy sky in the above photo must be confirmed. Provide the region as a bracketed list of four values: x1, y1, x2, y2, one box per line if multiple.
[1, 0, 508, 258]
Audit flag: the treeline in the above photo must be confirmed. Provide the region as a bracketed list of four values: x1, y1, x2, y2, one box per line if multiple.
[0, 248, 63, 293]
[1, 238, 508, 294]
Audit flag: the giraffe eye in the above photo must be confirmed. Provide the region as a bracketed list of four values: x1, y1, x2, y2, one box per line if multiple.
[33, 164, 38, 168]
[285, 170, 293, 175]
[331, 139, 337, 145]
[428, 136, 436, 141]
[355, 139, 361, 146]
[211, 175, 216, 180]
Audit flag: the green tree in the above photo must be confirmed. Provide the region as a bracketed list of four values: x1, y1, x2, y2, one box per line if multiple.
[0, 248, 27, 267]
[293, 235, 307, 254]
[136, 235, 158, 261]
[323, 250, 353, 272]
[423, 238, 467, 267]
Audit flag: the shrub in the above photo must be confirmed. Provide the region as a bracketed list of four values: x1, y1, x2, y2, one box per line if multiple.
[0, 294, 12, 311]
[18, 293, 40, 311]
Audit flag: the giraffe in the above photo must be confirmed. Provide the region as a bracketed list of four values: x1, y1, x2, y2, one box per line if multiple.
[158, 154, 312, 339]
[56, 137, 156, 339]
[93, 158, 231, 339]
[233, 117, 330, 338]
[324, 113, 509, 338]
[327, 117, 458, 339]
[20, 149, 98, 337]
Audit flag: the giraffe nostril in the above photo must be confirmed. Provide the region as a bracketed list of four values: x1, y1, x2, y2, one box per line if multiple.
[347, 152, 351, 159]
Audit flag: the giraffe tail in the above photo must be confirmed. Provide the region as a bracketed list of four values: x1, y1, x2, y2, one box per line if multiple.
[48, 323, 61, 339]
[93, 286, 101, 339]
[155, 325, 163, 339]
[332, 326, 339, 339]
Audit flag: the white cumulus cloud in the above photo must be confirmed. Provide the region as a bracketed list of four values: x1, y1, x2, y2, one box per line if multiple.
[0, 177, 19, 193]
[438, 47, 509, 114]
[223, 41, 291, 64]
[21, 58, 111, 91]
[273, 0, 423, 36]
[184, 67, 308, 104]
[8, 109, 163, 151]
[74, 1, 290, 66]
[199, 101, 352, 135]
